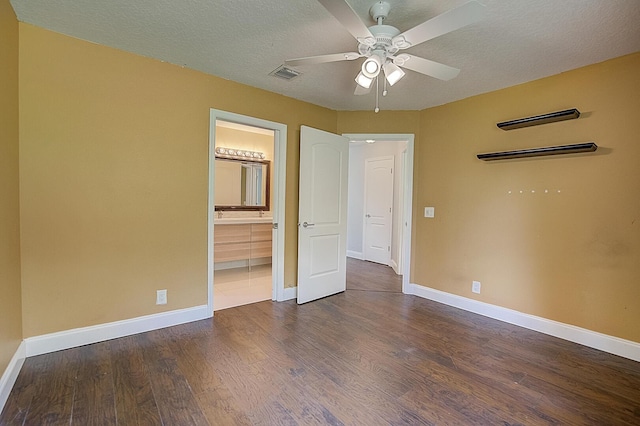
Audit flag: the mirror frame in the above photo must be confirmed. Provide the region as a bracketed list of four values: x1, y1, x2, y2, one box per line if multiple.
[214, 157, 270, 211]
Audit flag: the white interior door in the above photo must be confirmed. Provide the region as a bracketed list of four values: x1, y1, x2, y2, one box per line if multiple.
[364, 156, 394, 265]
[297, 126, 349, 304]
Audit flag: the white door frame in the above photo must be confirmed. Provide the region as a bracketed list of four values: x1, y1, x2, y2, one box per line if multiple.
[208, 109, 288, 316]
[343, 133, 414, 294]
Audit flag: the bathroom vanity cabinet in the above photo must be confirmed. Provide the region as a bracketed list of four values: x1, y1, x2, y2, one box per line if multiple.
[213, 222, 272, 265]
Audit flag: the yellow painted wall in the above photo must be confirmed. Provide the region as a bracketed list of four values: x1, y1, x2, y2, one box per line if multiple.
[0, 0, 23, 373]
[19, 23, 335, 337]
[414, 53, 640, 342]
[12, 15, 640, 347]
[337, 110, 421, 136]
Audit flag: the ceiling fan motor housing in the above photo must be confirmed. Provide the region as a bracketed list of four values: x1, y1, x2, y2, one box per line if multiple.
[360, 24, 400, 57]
[370, 1, 391, 22]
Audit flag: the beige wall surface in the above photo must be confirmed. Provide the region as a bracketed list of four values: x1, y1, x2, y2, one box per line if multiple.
[12, 15, 640, 347]
[0, 0, 23, 373]
[337, 110, 420, 137]
[19, 23, 335, 337]
[414, 53, 640, 342]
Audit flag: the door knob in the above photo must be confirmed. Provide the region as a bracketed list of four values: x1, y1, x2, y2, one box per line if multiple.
[302, 221, 315, 228]
[365, 214, 371, 218]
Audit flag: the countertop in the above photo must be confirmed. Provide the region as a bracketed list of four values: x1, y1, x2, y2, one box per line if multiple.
[214, 217, 273, 225]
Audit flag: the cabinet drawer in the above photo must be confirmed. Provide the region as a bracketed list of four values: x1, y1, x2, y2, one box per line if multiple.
[214, 242, 251, 262]
[251, 223, 272, 242]
[215, 224, 251, 244]
[251, 240, 272, 258]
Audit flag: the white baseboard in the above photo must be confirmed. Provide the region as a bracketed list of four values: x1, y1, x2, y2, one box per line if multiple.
[24, 305, 210, 357]
[280, 286, 297, 302]
[347, 250, 364, 260]
[407, 283, 640, 363]
[0, 341, 26, 413]
[389, 259, 399, 274]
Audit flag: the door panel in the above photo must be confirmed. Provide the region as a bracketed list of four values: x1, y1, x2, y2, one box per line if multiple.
[298, 126, 349, 304]
[364, 156, 394, 265]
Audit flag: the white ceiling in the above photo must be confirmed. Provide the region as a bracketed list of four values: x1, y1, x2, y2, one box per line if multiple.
[10, 0, 640, 111]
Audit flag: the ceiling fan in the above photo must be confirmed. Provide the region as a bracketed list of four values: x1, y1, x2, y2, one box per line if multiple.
[285, 0, 486, 111]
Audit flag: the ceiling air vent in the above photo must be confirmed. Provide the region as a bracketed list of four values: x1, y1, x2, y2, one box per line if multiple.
[270, 65, 301, 81]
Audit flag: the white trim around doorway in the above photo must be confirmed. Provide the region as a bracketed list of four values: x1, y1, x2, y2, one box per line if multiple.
[342, 133, 414, 294]
[208, 110, 288, 316]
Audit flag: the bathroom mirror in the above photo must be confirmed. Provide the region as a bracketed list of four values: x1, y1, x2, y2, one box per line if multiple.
[214, 157, 270, 211]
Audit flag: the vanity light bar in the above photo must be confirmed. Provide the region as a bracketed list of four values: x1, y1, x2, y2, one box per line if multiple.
[215, 147, 266, 160]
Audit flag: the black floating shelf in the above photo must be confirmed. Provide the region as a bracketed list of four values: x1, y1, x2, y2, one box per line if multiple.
[497, 108, 580, 130]
[477, 142, 597, 161]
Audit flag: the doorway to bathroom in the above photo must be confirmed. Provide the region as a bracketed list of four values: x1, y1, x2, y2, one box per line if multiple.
[208, 110, 287, 314]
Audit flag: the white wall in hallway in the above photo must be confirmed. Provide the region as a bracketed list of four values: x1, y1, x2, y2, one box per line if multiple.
[347, 140, 407, 267]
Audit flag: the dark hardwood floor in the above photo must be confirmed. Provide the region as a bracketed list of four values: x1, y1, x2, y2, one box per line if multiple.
[2, 259, 640, 425]
[346, 258, 402, 293]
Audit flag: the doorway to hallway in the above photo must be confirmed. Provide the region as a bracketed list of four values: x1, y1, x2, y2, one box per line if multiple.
[344, 133, 414, 293]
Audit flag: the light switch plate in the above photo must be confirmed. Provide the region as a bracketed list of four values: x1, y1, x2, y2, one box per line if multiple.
[424, 207, 435, 218]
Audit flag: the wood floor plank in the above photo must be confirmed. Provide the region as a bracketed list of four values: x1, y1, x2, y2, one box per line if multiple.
[346, 257, 402, 293]
[140, 331, 210, 425]
[193, 386, 253, 426]
[110, 335, 162, 426]
[21, 349, 80, 425]
[71, 342, 117, 425]
[0, 366, 35, 425]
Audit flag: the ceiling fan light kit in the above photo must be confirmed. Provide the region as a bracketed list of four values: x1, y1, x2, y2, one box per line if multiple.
[355, 71, 374, 88]
[362, 55, 382, 78]
[285, 0, 486, 112]
[383, 62, 404, 86]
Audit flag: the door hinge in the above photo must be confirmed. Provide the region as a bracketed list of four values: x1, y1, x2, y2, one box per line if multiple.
[388, 246, 391, 251]
[273, 223, 278, 229]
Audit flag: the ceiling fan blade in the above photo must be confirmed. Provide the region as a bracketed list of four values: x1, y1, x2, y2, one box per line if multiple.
[317, 0, 374, 42]
[285, 52, 361, 67]
[354, 84, 371, 95]
[396, 54, 460, 81]
[394, 1, 486, 48]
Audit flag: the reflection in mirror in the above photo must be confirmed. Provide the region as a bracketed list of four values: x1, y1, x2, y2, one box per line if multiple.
[215, 157, 270, 211]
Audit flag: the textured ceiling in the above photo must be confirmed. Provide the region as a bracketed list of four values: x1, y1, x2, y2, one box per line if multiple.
[9, 0, 640, 111]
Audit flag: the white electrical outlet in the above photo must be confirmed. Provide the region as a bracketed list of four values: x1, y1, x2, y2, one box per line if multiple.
[472, 281, 481, 294]
[156, 289, 167, 305]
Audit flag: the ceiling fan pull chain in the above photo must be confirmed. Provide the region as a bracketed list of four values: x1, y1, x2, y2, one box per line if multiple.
[374, 76, 380, 113]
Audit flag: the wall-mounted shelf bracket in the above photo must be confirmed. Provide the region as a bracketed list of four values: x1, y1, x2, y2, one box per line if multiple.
[497, 108, 580, 130]
[477, 142, 597, 161]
